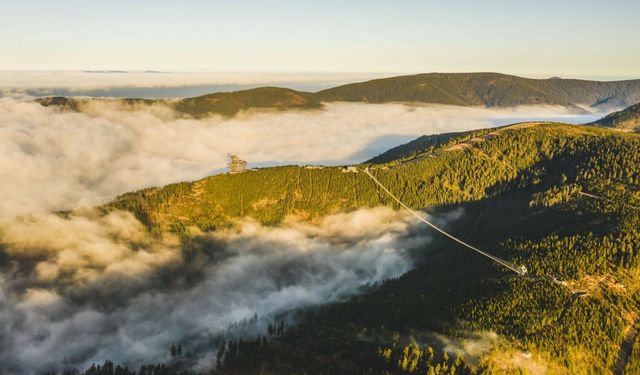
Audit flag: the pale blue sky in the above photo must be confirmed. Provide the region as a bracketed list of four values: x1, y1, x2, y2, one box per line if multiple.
[1, 0, 639, 79]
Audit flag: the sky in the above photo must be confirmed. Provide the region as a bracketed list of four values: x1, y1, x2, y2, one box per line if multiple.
[1, 0, 639, 79]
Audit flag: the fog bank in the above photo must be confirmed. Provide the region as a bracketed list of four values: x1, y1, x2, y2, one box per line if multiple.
[0, 207, 428, 373]
[0, 98, 601, 221]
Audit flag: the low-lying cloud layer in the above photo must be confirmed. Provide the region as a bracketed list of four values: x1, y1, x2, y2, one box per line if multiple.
[0, 98, 601, 221]
[0, 207, 427, 373]
[0, 97, 602, 373]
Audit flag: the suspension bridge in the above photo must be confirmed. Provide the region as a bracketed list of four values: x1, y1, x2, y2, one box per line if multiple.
[363, 168, 528, 276]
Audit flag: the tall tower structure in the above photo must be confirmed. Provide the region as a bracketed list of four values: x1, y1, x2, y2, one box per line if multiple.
[228, 154, 247, 174]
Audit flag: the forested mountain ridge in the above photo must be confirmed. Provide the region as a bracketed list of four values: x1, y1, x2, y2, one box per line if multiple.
[100, 122, 640, 374]
[173, 87, 322, 117]
[315, 72, 640, 108]
[33, 122, 639, 374]
[590, 102, 640, 132]
[365, 127, 497, 164]
[36, 73, 640, 117]
[109, 122, 638, 234]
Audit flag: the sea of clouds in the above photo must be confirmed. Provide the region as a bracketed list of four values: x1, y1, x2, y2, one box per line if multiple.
[1, 207, 429, 373]
[0, 98, 603, 220]
[0, 96, 604, 373]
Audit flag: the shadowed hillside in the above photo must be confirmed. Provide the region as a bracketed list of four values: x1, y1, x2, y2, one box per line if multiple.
[590, 103, 640, 132]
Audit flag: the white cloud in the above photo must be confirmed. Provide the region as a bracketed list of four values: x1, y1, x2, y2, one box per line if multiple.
[0, 208, 427, 374]
[0, 98, 600, 221]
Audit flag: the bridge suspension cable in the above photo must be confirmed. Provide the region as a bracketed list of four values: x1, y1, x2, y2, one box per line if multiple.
[363, 168, 527, 276]
[579, 191, 640, 210]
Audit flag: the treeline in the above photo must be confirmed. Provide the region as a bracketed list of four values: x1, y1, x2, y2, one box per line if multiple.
[42, 360, 175, 375]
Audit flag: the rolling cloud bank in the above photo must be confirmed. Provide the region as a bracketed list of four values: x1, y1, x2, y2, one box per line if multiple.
[1, 207, 427, 373]
[0, 98, 601, 219]
[0, 97, 602, 373]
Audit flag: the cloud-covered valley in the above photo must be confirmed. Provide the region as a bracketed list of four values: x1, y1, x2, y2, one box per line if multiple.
[0, 97, 603, 373]
[0, 98, 601, 220]
[0, 207, 428, 373]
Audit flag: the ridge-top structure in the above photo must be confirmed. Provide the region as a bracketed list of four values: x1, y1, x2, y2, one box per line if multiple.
[228, 154, 247, 174]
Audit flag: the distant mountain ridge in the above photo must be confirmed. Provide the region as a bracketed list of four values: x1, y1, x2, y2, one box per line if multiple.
[37, 72, 640, 117]
[316, 72, 640, 109]
[37, 87, 322, 118]
[174, 87, 321, 118]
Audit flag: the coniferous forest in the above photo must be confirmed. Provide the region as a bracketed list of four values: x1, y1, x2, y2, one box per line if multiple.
[48, 122, 639, 374]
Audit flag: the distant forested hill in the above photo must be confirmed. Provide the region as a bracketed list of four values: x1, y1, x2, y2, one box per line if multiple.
[37, 73, 640, 117]
[316, 73, 640, 108]
[173, 87, 322, 117]
[590, 102, 640, 132]
[37, 86, 322, 118]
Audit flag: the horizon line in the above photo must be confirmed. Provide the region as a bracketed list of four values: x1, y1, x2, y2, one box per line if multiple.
[1, 70, 639, 82]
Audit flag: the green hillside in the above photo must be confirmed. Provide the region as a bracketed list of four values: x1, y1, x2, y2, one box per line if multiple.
[316, 73, 640, 108]
[590, 103, 640, 132]
[104, 122, 640, 374]
[36, 96, 83, 110]
[174, 87, 322, 118]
